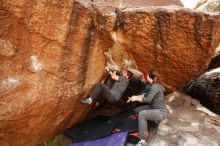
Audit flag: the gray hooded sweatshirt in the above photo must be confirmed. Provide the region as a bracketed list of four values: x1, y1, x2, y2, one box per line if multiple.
[143, 83, 167, 112]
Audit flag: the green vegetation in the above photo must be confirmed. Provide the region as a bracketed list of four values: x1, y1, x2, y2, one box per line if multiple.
[39, 135, 63, 146]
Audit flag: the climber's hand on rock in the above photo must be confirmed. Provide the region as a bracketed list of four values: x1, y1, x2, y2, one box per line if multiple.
[105, 66, 110, 72]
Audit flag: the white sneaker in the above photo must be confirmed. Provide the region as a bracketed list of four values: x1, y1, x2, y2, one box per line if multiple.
[81, 97, 92, 104]
[136, 139, 147, 146]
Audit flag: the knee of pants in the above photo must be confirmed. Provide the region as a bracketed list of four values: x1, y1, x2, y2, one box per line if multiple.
[138, 111, 146, 119]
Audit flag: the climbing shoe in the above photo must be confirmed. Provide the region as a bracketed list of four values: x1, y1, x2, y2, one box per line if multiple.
[81, 97, 92, 104]
[136, 139, 148, 146]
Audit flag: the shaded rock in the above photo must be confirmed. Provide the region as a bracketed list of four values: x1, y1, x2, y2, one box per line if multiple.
[185, 68, 220, 115]
[209, 44, 220, 69]
[209, 54, 220, 69]
[0, 0, 220, 146]
[148, 91, 220, 146]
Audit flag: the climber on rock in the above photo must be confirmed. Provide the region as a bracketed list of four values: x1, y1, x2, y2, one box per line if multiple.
[81, 66, 133, 105]
[127, 70, 168, 146]
[129, 72, 152, 113]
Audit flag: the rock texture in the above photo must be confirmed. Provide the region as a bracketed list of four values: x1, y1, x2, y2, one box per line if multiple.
[0, 1, 105, 146]
[209, 44, 220, 69]
[0, 0, 220, 145]
[185, 68, 220, 115]
[149, 91, 220, 146]
[102, 6, 220, 91]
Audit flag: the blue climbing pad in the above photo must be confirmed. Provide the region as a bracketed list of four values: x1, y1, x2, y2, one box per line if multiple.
[69, 131, 128, 146]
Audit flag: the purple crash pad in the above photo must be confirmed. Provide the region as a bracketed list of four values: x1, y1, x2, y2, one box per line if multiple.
[69, 132, 128, 146]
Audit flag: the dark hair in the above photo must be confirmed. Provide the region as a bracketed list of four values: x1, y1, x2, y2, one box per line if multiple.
[148, 70, 158, 82]
[126, 70, 133, 79]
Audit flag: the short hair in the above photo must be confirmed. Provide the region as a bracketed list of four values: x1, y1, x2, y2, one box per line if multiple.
[148, 70, 157, 79]
[148, 70, 158, 82]
[126, 70, 133, 79]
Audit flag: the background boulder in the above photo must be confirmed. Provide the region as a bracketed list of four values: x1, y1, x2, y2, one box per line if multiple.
[185, 68, 220, 115]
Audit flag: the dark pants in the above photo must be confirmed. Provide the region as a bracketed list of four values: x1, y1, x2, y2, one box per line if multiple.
[90, 83, 116, 104]
[138, 109, 167, 140]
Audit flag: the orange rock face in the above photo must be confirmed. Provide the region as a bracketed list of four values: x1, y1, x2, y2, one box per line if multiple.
[0, 1, 105, 145]
[100, 7, 220, 91]
[0, 0, 219, 145]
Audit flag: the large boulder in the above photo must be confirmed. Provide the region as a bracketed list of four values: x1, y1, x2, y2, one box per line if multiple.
[185, 68, 220, 115]
[0, 1, 105, 146]
[0, 0, 219, 145]
[101, 6, 220, 91]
